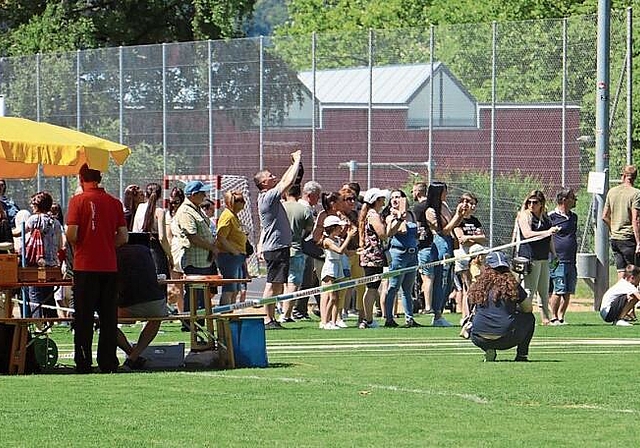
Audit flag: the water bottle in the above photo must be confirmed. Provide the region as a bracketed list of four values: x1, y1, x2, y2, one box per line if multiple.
[37, 258, 47, 282]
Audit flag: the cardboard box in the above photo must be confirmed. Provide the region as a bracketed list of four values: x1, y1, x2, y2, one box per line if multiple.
[18, 266, 63, 282]
[0, 254, 18, 284]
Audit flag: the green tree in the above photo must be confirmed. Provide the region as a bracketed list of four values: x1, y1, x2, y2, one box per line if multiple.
[0, 0, 259, 57]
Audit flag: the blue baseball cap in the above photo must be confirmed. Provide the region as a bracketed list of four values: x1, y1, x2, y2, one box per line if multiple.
[185, 181, 212, 196]
[486, 251, 510, 269]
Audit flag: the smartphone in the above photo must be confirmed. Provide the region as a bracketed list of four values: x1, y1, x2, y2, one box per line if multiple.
[398, 197, 407, 214]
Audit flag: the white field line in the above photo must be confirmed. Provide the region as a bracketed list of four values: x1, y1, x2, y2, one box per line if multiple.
[175, 371, 490, 405]
[175, 371, 637, 414]
[54, 337, 640, 359]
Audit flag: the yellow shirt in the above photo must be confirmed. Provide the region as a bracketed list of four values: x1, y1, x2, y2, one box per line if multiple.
[216, 208, 246, 254]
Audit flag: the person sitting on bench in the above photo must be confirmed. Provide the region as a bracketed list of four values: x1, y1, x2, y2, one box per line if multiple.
[116, 242, 168, 370]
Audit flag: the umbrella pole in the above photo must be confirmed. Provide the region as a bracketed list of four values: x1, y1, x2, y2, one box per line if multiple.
[21, 222, 28, 317]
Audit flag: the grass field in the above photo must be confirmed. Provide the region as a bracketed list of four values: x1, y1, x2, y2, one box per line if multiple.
[2, 310, 640, 447]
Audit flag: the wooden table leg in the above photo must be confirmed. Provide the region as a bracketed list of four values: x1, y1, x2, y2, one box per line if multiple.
[8, 323, 28, 375]
[216, 317, 235, 369]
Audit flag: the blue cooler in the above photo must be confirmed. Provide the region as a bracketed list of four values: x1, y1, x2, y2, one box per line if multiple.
[229, 318, 268, 368]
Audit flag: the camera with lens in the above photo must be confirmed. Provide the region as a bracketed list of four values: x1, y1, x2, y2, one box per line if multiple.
[511, 256, 532, 275]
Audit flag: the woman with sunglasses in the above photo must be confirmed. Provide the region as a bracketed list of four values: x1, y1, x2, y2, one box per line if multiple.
[216, 190, 248, 305]
[516, 190, 560, 325]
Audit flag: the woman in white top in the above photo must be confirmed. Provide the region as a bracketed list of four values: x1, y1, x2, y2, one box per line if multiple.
[132, 183, 171, 277]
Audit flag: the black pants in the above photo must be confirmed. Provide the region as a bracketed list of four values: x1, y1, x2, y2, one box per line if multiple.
[471, 313, 535, 358]
[74, 271, 119, 373]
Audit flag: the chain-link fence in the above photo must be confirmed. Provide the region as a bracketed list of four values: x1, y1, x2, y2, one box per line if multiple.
[0, 10, 635, 250]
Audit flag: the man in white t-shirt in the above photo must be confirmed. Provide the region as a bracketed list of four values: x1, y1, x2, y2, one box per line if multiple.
[600, 264, 640, 326]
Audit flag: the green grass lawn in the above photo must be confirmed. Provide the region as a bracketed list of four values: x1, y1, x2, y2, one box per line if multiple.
[2, 311, 640, 447]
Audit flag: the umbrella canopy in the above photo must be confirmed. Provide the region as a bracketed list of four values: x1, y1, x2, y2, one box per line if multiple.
[0, 117, 131, 178]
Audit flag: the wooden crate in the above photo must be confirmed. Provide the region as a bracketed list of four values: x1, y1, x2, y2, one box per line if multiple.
[18, 266, 63, 282]
[0, 254, 18, 283]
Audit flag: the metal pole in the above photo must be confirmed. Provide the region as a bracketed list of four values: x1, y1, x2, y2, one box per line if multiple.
[367, 29, 373, 189]
[311, 32, 317, 181]
[428, 25, 434, 184]
[36, 53, 41, 191]
[627, 7, 633, 165]
[162, 43, 167, 182]
[489, 22, 497, 248]
[259, 36, 264, 171]
[594, 0, 611, 308]
[118, 46, 124, 199]
[208, 40, 214, 176]
[76, 50, 81, 130]
[562, 18, 567, 186]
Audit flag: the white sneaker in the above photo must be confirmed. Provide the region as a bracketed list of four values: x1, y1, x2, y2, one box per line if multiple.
[335, 319, 348, 328]
[319, 322, 326, 329]
[432, 317, 452, 327]
[323, 322, 341, 330]
[616, 319, 633, 327]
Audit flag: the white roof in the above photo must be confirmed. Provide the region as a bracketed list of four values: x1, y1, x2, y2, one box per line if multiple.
[298, 63, 442, 106]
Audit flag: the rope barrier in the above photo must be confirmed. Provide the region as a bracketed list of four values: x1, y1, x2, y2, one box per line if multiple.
[212, 233, 549, 314]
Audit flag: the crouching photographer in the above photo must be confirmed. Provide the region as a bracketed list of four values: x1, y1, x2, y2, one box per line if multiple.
[468, 251, 535, 362]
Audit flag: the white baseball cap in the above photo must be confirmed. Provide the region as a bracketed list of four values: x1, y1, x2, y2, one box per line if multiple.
[363, 188, 390, 205]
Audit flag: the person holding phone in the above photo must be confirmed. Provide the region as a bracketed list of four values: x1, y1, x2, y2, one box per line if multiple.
[383, 189, 421, 327]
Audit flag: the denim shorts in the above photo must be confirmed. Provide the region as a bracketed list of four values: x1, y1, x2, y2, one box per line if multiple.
[288, 252, 306, 286]
[550, 261, 577, 295]
[217, 252, 247, 292]
[418, 247, 433, 276]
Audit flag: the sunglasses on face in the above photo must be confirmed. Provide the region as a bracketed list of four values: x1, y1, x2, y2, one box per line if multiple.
[345, 197, 356, 202]
[527, 200, 540, 205]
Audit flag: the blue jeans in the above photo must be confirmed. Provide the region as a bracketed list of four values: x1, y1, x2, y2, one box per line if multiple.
[431, 234, 453, 314]
[384, 247, 418, 321]
[217, 253, 246, 292]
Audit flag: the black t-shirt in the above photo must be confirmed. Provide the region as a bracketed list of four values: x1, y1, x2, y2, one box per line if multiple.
[459, 216, 483, 236]
[412, 200, 433, 248]
[116, 244, 164, 307]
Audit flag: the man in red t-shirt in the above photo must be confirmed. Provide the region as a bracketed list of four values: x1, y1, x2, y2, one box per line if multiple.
[66, 164, 128, 374]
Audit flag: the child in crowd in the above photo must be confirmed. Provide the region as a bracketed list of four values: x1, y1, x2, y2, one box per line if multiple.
[320, 216, 357, 330]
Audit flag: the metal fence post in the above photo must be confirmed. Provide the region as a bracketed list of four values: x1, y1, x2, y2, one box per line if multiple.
[489, 21, 497, 248]
[119, 46, 124, 199]
[311, 32, 317, 181]
[208, 40, 214, 176]
[162, 43, 167, 182]
[259, 36, 264, 171]
[428, 25, 434, 185]
[562, 18, 568, 186]
[627, 6, 633, 165]
[367, 28, 373, 189]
